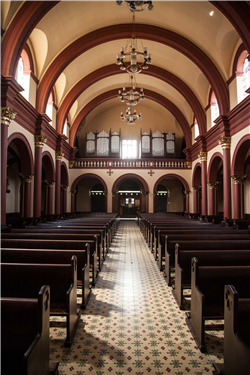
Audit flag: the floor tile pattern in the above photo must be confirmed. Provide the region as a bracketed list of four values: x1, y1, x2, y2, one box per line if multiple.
[49, 220, 223, 374]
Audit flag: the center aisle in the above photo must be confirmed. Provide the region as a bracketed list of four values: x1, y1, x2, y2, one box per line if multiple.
[50, 220, 222, 374]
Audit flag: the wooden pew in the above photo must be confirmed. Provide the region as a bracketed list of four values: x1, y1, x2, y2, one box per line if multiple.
[173, 245, 250, 309]
[185, 258, 250, 352]
[33, 224, 108, 259]
[1, 256, 80, 347]
[1, 237, 96, 287]
[10, 227, 104, 271]
[154, 226, 245, 261]
[213, 285, 250, 375]
[1, 285, 59, 375]
[162, 234, 250, 284]
[1, 247, 91, 309]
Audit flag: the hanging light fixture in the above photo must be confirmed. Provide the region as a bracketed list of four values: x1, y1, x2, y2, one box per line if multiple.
[120, 107, 142, 125]
[116, 13, 152, 74]
[116, 1, 154, 12]
[118, 74, 144, 106]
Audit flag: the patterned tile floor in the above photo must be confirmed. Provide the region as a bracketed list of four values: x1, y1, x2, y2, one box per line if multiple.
[49, 220, 223, 374]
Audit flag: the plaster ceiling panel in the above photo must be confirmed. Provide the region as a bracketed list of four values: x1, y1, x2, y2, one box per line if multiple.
[57, 38, 207, 109]
[70, 74, 193, 126]
[35, 1, 236, 83]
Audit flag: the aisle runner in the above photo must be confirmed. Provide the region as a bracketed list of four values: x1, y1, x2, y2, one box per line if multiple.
[50, 220, 223, 374]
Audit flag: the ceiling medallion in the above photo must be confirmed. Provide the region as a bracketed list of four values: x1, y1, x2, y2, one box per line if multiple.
[118, 74, 145, 106]
[116, 1, 154, 12]
[120, 107, 142, 125]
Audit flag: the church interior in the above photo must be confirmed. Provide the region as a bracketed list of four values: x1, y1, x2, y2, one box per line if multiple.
[1, 1, 250, 374]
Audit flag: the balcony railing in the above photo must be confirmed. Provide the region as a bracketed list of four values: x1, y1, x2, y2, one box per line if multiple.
[72, 158, 190, 169]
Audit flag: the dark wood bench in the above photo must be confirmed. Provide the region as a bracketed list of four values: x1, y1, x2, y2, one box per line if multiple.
[1, 237, 97, 287]
[1, 256, 80, 347]
[10, 227, 104, 271]
[213, 285, 250, 375]
[185, 258, 250, 352]
[154, 226, 245, 261]
[2, 232, 98, 281]
[1, 285, 59, 375]
[173, 245, 250, 309]
[33, 224, 108, 259]
[1, 247, 91, 309]
[162, 234, 250, 284]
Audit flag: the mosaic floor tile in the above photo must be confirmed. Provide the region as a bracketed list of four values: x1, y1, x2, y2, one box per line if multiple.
[49, 220, 223, 374]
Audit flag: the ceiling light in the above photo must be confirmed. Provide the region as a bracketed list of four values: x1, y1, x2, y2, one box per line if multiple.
[116, 13, 152, 74]
[209, 11, 214, 16]
[121, 107, 142, 125]
[116, 1, 154, 12]
[118, 74, 145, 106]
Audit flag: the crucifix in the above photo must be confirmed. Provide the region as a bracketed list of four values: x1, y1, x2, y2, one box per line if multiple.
[148, 169, 154, 176]
[107, 169, 113, 176]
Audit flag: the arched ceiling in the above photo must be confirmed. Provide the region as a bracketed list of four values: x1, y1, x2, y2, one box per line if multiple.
[2, 1, 248, 150]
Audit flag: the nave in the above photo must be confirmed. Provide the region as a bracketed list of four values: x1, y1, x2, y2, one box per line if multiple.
[49, 220, 222, 374]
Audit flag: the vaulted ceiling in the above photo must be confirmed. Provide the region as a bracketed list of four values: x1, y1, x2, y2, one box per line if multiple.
[1, 1, 249, 151]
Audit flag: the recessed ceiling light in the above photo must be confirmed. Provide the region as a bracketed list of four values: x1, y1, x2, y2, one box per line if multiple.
[209, 11, 214, 16]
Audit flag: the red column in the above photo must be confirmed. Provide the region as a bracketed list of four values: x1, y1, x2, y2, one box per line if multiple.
[71, 190, 76, 213]
[193, 186, 200, 214]
[61, 185, 68, 214]
[185, 191, 190, 213]
[1, 108, 16, 226]
[23, 175, 33, 217]
[208, 182, 219, 215]
[47, 181, 54, 214]
[55, 152, 63, 215]
[219, 137, 232, 219]
[232, 175, 246, 219]
[33, 135, 47, 218]
[199, 152, 208, 216]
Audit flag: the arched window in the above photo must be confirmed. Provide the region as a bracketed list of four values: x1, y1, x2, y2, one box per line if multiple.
[242, 55, 250, 99]
[194, 118, 199, 140]
[16, 56, 30, 100]
[211, 91, 219, 127]
[46, 92, 53, 124]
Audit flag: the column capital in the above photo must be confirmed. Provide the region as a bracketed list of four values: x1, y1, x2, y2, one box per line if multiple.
[69, 160, 75, 168]
[218, 136, 231, 149]
[1, 107, 17, 125]
[71, 189, 77, 196]
[34, 135, 47, 148]
[61, 184, 68, 191]
[183, 190, 191, 196]
[198, 151, 207, 162]
[19, 173, 34, 183]
[186, 161, 192, 169]
[207, 181, 220, 189]
[192, 185, 201, 192]
[56, 151, 64, 161]
[231, 175, 247, 184]
[44, 180, 55, 188]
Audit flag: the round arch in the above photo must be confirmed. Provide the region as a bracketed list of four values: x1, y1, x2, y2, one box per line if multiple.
[69, 88, 192, 148]
[231, 134, 250, 175]
[36, 23, 229, 116]
[56, 64, 206, 136]
[154, 173, 190, 193]
[153, 173, 190, 213]
[207, 152, 223, 182]
[42, 151, 55, 181]
[192, 163, 202, 187]
[71, 173, 108, 213]
[61, 161, 69, 186]
[7, 132, 34, 174]
[112, 173, 149, 214]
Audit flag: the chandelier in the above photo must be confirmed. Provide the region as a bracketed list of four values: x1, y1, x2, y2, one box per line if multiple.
[121, 107, 142, 125]
[116, 14, 151, 74]
[118, 74, 145, 106]
[116, 1, 154, 12]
